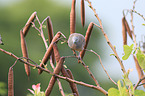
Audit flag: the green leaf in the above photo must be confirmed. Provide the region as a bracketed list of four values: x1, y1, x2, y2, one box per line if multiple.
[122, 78, 134, 95]
[0, 82, 7, 96]
[108, 88, 119, 96]
[136, 48, 145, 72]
[142, 23, 145, 26]
[110, 54, 115, 56]
[122, 69, 134, 95]
[122, 44, 134, 60]
[118, 80, 122, 92]
[117, 80, 130, 96]
[134, 90, 145, 96]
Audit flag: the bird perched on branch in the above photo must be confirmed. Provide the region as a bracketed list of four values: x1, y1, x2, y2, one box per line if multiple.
[68, 33, 85, 52]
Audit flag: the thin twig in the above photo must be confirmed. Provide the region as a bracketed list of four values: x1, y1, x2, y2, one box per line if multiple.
[31, 22, 41, 32]
[130, 0, 145, 88]
[74, 49, 100, 86]
[86, 0, 126, 74]
[35, 15, 49, 49]
[45, 57, 65, 96]
[133, 0, 137, 10]
[86, 49, 118, 86]
[130, 10, 137, 49]
[134, 77, 145, 89]
[132, 10, 145, 21]
[79, 58, 100, 86]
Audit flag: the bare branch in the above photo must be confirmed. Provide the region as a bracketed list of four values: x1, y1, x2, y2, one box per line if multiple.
[86, 0, 126, 74]
[0, 48, 108, 95]
[86, 49, 118, 86]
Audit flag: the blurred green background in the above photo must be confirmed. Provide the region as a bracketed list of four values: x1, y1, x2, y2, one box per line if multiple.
[0, 0, 118, 96]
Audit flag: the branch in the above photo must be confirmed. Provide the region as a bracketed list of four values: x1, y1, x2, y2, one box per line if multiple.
[134, 77, 145, 90]
[0, 48, 108, 95]
[86, 49, 118, 86]
[86, 0, 126, 74]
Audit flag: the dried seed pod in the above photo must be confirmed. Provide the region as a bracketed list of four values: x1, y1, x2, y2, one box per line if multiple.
[8, 67, 14, 96]
[66, 69, 79, 96]
[20, 30, 30, 77]
[81, 0, 85, 27]
[47, 17, 55, 64]
[70, 0, 76, 34]
[133, 55, 145, 88]
[53, 43, 79, 95]
[53, 43, 60, 63]
[23, 11, 37, 37]
[122, 16, 127, 45]
[47, 17, 54, 44]
[80, 22, 94, 59]
[45, 57, 65, 96]
[124, 17, 132, 39]
[38, 32, 62, 74]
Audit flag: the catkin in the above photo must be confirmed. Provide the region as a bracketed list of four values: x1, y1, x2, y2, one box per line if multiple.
[80, 22, 94, 59]
[81, 0, 85, 27]
[66, 69, 79, 96]
[70, 0, 76, 34]
[20, 30, 30, 77]
[8, 67, 14, 96]
[23, 11, 37, 37]
[45, 57, 65, 96]
[47, 17, 55, 64]
[122, 16, 127, 45]
[124, 17, 132, 39]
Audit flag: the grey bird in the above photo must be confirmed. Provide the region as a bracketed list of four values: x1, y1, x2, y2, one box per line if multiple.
[68, 33, 85, 51]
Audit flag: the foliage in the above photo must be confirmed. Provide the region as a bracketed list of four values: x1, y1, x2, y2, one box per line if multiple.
[122, 44, 134, 60]
[136, 48, 145, 72]
[108, 78, 145, 96]
[0, 82, 7, 96]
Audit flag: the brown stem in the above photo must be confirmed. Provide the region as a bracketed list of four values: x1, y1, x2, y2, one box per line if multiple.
[79, 58, 100, 86]
[56, 79, 65, 96]
[86, 49, 118, 86]
[134, 77, 145, 90]
[66, 69, 79, 96]
[34, 15, 49, 49]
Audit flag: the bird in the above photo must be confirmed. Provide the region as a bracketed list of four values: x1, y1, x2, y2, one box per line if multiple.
[68, 33, 85, 52]
[0, 35, 4, 45]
